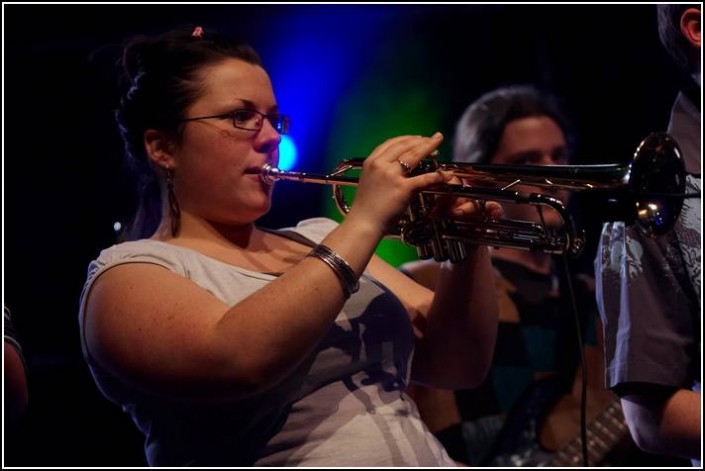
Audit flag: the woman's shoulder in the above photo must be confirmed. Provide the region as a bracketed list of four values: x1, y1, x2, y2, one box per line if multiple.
[97, 238, 181, 262]
[88, 239, 191, 280]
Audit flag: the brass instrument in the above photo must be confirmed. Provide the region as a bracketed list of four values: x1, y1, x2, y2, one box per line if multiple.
[261, 133, 686, 262]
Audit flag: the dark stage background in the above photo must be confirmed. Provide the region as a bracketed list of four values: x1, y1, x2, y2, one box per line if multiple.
[3, 4, 690, 466]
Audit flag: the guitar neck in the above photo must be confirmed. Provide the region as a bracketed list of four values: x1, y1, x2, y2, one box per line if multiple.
[549, 399, 629, 467]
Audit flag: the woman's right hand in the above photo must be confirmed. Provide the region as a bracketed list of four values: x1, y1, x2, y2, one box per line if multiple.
[345, 132, 448, 238]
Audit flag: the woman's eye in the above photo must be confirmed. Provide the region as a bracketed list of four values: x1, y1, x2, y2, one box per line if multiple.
[232, 110, 256, 123]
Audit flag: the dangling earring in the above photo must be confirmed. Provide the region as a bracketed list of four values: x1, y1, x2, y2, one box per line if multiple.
[166, 167, 181, 237]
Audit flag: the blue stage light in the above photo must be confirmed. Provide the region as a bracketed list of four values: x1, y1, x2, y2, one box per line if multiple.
[278, 135, 298, 170]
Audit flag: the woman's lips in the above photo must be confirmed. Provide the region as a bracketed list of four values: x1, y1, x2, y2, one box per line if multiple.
[244, 166, 263, 175]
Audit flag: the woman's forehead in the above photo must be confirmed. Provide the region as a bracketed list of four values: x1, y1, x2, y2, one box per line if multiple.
[193, 59, 275, 108]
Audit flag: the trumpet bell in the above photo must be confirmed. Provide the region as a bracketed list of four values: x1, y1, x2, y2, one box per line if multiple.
[629, 133, 685, 237]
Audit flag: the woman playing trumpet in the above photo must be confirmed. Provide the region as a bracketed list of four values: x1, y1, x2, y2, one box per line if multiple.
[79, 25, 501, 466]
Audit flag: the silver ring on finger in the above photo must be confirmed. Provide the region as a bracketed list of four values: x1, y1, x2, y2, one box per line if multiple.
[397, 159, 412, 176]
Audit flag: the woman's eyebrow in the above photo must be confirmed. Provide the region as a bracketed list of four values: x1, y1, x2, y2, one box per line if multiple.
[231, 97, 279, 113]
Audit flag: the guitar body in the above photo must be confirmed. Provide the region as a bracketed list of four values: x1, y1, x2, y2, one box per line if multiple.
[483, 375, 629, 467]
[484, 375, 565, 467]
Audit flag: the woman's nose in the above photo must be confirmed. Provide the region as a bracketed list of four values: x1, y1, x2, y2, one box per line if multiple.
[253, 119, 282, 154]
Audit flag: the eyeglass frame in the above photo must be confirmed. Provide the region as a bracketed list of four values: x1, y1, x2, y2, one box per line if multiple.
[181, 108, 290, 134]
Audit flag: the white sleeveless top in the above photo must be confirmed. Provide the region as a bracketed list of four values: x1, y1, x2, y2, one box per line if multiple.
[79, 218, 455, 467]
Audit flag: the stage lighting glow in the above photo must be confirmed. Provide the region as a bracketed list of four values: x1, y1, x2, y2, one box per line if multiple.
[278, 135, 297, 171]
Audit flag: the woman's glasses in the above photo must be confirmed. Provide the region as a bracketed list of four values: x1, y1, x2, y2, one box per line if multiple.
[182, 109, 290, 134]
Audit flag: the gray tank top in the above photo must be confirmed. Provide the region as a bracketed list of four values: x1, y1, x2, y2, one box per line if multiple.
[79, 218, 455, 466]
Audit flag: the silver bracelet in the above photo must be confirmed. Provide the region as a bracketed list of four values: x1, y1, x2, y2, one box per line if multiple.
[307, 244, 360, 299]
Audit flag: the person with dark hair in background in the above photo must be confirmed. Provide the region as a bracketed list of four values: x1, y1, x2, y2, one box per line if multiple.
[402, 85, 616, 466]
[595, 4, 701, 465]
[5, 304, 29, 425]
[78, 25, 503, 466]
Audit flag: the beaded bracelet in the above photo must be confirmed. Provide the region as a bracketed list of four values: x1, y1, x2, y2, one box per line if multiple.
[307, 244, 360, 299]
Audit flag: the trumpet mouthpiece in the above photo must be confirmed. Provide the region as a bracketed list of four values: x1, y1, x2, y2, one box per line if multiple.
[259, 163, 281, 184]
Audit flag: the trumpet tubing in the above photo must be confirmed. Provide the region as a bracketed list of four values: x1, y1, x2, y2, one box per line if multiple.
[261, 133, 686, 262]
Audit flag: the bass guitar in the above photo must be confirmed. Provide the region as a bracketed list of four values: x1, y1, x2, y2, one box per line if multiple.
[485, 375, 629, 467]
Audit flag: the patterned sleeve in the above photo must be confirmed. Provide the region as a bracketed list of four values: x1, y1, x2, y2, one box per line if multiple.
[595, 175, 701, 391]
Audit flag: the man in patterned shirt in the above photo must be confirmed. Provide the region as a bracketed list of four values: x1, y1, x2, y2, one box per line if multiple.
[595, 4, 701, 465]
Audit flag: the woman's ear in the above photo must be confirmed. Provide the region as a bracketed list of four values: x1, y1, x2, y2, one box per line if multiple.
[144, 129, 177, 169]
[681, 7, 701, 49]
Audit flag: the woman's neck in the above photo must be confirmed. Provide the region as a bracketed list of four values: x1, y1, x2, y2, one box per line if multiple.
[152, 211, 309, 273]
[153, 211, 257, 250]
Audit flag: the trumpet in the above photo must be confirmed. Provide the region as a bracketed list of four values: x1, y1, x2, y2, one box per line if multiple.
[261, 133, 687, 262]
